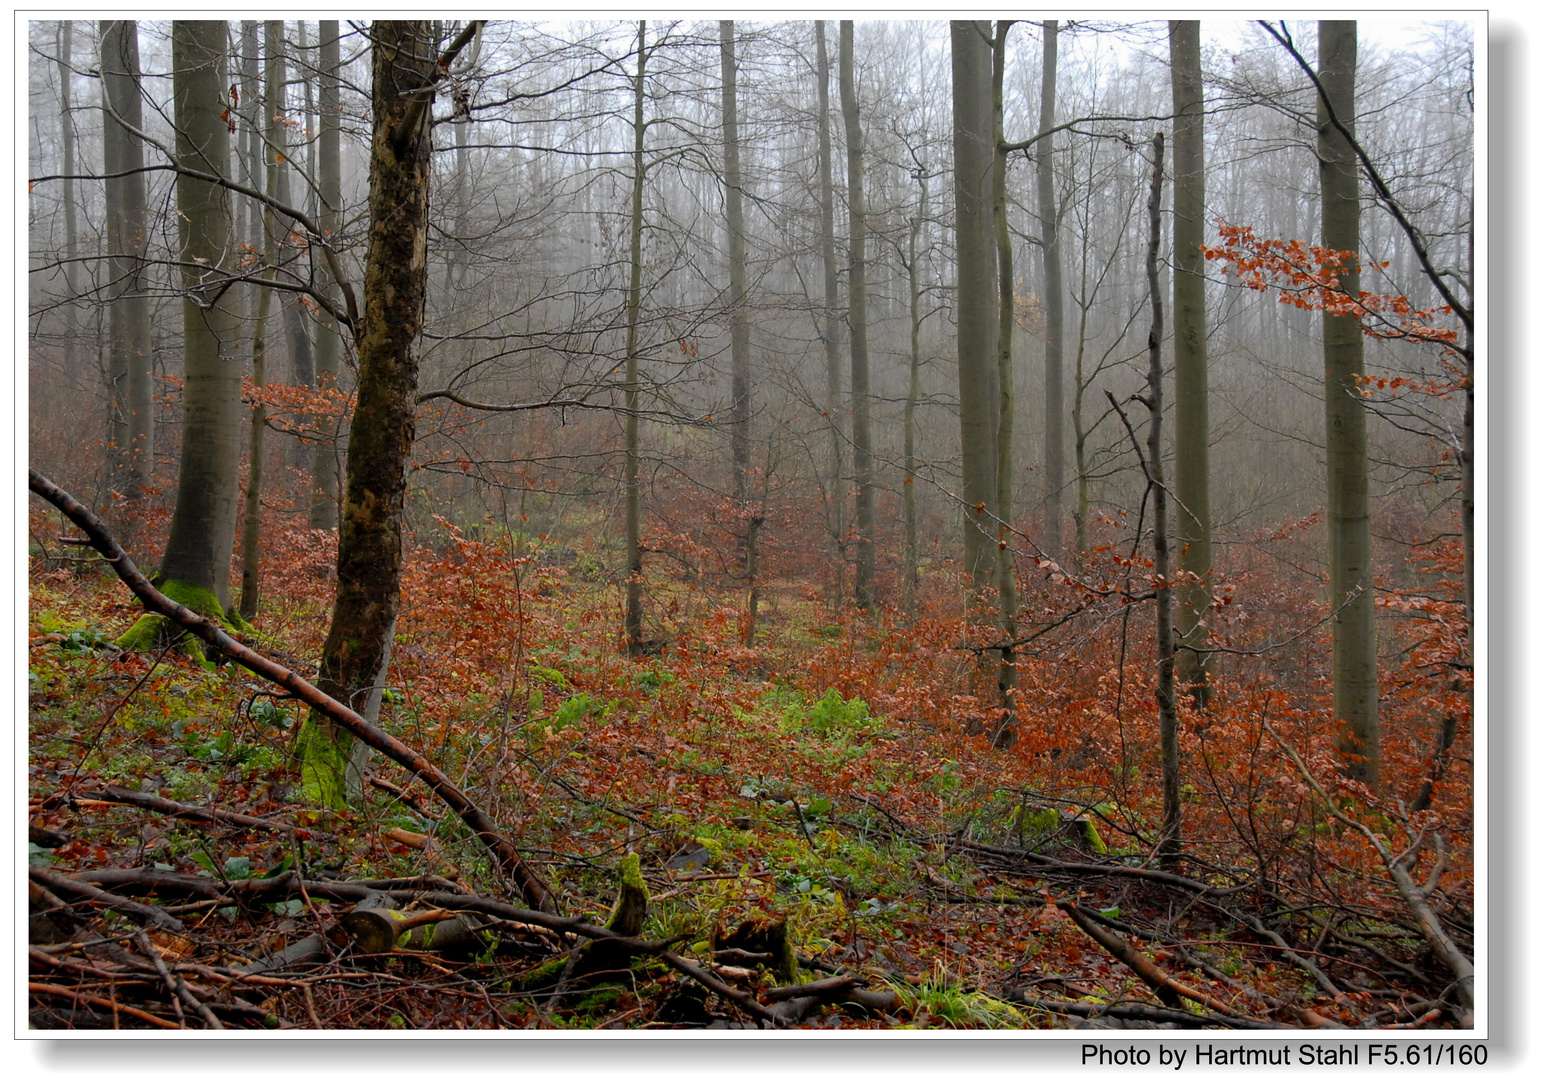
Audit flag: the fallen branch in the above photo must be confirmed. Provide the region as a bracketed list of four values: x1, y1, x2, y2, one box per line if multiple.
[30, 866, 186, 933]
[1264, 726, 1474, 1024]
[28, 469, 555, 913]
[77, 785, 302, 836]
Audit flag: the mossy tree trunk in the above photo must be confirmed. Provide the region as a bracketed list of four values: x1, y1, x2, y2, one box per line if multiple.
[297, 21, 454, 806]
[989, 21, 1019, 746]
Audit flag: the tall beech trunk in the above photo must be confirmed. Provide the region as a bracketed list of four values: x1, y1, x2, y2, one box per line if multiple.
[839, 21, 876, 610]
[622, 21, 648, 655]
[1169, 20, 1212, 705]
[1318, 20, 1379, 788]
[100, 20, 154, 503]
[721, 21, 759, 639]
[815, 22, 846, 610]
[310, 20, 344, 530]
[1144, 132, 1181, 864]
[1035, 21, 1066, 560]
[950, 20, 1000, 590]
[157, 21, 241, 617]
[297, 21, 447, 806]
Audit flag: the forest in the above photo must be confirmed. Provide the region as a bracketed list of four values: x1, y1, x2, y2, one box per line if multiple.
[26, 18, 1476, 1032]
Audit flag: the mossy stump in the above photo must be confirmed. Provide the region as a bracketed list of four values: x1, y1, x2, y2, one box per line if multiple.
[518, 853, 650, 995]
[115, 579, 239, 667]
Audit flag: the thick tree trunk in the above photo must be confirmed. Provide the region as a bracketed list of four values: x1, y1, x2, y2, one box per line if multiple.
[1144, 133, 1181, 864]
[950, 20, 1000, 590]
[622, 21, 647, 656]
[158, 21, 242, 616]
[100, 20, 154, 505]
[297, 21, 441, 806]
[1318, 21, 1379, 788]
[310, 20, 344, 531]
[1169, 20, 1212, 705]
[815, 22, 846, 610]
[839, 21, 876, 611]
[1035, 21, 1065, 560]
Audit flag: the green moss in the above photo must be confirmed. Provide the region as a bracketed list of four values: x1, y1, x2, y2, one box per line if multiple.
[295, 716, 353, 809]
[114, 580, 233, 667]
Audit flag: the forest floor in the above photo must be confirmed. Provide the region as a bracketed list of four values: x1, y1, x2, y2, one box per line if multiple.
[26, 508, 1473, 1031]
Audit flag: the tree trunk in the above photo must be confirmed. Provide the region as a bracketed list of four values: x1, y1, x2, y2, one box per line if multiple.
[902, 170, 926, 620]
[815, 23, 846, 612]
[297, 21, 442, 806]
[1169, 20, 1212, 705]
[100, 20, 154, 505]
[310, 19, 344, 531]
[989, 21, 1018, 746]
[622, 20, 648, 656]
[55, 22, 82, 394]
[239, 20, 290, 622]
[158, 20, 242, 617]
[950, 20, 1000, 590]
[1035, 21, 1065, 560]
[1144, 133, 1181, 865]
[1318, 20, 1379, 788]
[839, 21, 876, 611]
[721, 21, 758, 637]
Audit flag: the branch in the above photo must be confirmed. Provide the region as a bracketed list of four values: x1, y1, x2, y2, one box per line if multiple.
[27, 469, 555, 914]
[1257, 21, 1472, 345]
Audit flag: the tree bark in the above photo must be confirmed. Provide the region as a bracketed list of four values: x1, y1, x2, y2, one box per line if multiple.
[902, 170, 926, 620]
[55, 22, 82, 394]
[721, 21, 758, 637]
[1144, 133, 1181, 864]
[622, 21, 648, 655]
[1318, 20, 1379, 788]
[310, 19, 344, 531]
[297, 21, 442, 806]
[100, 20, 154, 504]
[814, 22, 846, 610]
[1035, 21, 1065, 560]
[159, 20, 242, 615]
[1169, 20, 1212, 705]
[950, 20, 1000, 590]
[839, 21, 876, 611]
[989, 21, 1018, 746]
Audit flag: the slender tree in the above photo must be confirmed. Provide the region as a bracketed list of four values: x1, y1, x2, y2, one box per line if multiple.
[54, 22, 82, 394]
[949, 20, 999, 589]
[99, 20, 154, 503]
[720, 20, 762, 640]
[622, 20, 648, 655]
[311, 19, 344, 530]
[1318, 20, 1379, 787]
[839, 21, 877, 610]
[297, 21, 478, 805]
[1169, 20, 1212, 703]
[1035, 20, 1065, 559]
[814, 22, 846, 610]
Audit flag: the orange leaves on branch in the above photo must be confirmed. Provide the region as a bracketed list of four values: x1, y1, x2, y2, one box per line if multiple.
[1203, 221, 1460, 352]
